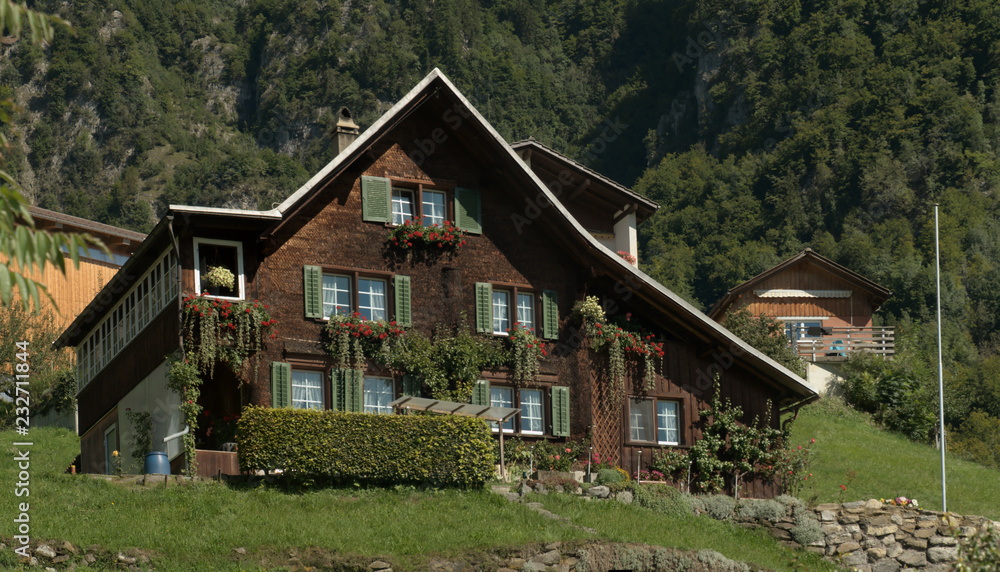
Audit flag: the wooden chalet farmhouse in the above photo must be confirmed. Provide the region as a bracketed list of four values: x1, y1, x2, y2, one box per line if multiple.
[709, 248, 893, 393]
[56, 70, 816, 495]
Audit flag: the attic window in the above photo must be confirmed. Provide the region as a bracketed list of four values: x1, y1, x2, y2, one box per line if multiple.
[194, 238, 245, 300]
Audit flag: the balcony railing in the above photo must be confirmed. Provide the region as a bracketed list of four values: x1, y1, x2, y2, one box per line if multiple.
[790, 326, 895, 362]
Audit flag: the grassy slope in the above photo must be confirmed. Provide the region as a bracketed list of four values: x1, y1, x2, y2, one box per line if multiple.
[2, 427, 824, 571]
[789, 397, 1000, 519]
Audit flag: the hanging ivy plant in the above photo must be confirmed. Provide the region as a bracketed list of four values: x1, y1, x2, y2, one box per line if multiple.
[506, 324, 547, 386]
[182, 294, 276, 380]
[572, 296, 665, 405]
[167, 359, 203, 478]
[324, 312, 407, 369]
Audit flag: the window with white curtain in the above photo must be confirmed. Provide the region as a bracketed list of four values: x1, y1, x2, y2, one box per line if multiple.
[520, 388, 543, 434]
[292, 370, 324, 410]
[364, 376, 394, 414]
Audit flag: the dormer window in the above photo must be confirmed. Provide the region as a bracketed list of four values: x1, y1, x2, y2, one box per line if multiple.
[194, 238, 245, 300]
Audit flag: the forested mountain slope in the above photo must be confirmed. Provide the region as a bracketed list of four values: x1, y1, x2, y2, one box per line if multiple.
[6, 1, 1000, 449]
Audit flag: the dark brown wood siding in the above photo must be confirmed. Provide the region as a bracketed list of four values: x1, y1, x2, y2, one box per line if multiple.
[77, 306, 180, 434]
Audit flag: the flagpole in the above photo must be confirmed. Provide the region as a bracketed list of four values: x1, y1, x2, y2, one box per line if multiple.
[935, 203, 947, 512]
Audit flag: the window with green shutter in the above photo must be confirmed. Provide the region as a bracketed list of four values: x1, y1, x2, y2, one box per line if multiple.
[362, 176, 392, 223]
[551, 386, 570, 437]
[303, 265, 322, 319]
[270, 362, 292, 408]
[454, 187, 482, 234]
[394, 275, 412, 327]
[471, 379, 490, 406]
[474, 282, 492, 334]
[541, 289, 559, 340]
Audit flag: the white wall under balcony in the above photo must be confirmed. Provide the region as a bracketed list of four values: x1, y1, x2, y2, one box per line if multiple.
[806, 362, 843, 395]
[614, 212, 638, 268]
[117, 361, 184, 471]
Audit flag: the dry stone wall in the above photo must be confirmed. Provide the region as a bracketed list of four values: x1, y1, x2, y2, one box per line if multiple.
[760, 499, 997, 571]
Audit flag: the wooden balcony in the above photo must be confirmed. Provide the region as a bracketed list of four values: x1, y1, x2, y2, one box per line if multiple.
[790, 326, 895, 362]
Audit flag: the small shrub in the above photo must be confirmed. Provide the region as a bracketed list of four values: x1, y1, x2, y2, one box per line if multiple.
[633, 483, 691, 517]
[736, 499, 787, 522]
[790, 513, 824, 545]
[774, 494, 803, 508]
[597, 468, 624, 485]
[956, 526, 1000, 571]
[696, 550, 751, 572]
[683, 493, 706, 514]
[702, 494, 737, 520]
[607, 480, 634, 494]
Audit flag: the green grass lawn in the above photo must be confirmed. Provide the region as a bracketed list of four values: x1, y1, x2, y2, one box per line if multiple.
[789, 396, 1000, 519]
[2, 427, 826, 571]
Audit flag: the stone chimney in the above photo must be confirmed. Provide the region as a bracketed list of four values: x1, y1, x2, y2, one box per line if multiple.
[334, 106, 360, 156]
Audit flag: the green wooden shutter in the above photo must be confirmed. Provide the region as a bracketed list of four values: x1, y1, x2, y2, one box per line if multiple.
[475, 282, 492, 334]
[362, 176, 391, 223]
[304, 265, 322, 319]
[402, 374, 420, 397]
[471, 379, 490, 406]
[552, 385, 570, 437]
[348, 370, 364, 412]
[394, 275, 412, 327]
[541, 289, 559, 340]
[270, 362, 291, 408]
[454, 187, 482, 234]
[330, 370, 342, 411]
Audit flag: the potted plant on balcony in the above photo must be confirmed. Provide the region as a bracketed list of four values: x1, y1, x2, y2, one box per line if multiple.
[204, 265, 235, 296]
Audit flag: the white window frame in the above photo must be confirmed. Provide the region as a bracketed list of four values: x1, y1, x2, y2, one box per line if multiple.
[520, 388, 543, 435]
[629, 397, 682, 445]
[490, 386, 515, 433]
[422, 189, 447, 227]
[322, 274, 353, 319]
[391, 188, 416, 225]
[364, 376, 394, 415]
[492, 290, 511, 335]
[291, 370, 324, 410]
[516, 292, 535, 332]
[657, 401, 680, 445]
[193, 237, 245, 301]
[357, 278, 387, 321]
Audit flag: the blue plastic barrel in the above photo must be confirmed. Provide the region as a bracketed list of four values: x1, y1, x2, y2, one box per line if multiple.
[143, 452, 170, 475]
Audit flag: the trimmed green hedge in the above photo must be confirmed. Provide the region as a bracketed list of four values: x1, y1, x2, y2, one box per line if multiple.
[237, 406, 495, 487]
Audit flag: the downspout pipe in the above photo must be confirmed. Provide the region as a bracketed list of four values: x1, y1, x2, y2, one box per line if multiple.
[166, 215, 184, 356]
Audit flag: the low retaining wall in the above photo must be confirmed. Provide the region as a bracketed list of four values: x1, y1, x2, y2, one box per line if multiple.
[771, 499, 996, 571]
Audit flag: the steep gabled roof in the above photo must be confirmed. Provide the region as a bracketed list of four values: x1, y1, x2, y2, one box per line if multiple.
[708, 248, 892, 320]
[56, 68, 817, 402]
[510, 138, 659, 223]
[28, 205, 146, 246]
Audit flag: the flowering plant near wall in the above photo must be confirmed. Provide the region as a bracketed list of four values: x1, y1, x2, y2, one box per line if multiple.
[571, 296, 665, 404]
[387, 219, 468, 250]
[324, 312, 407, 369]
[182, 294, 276, 381]
[533, 439, 589, 472]
[204, 265, 236, 289]
[617, 250, 636, 265]
[506, 324, 547, 386]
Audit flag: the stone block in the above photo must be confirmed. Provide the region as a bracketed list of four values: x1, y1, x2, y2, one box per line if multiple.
[36, 545, 57, 559]
[615, 491, 633, 504]
[817, 503, 841, 511]
[897, 549, 927, 567]
[841, 550, 867, 567]
[867, 524, 899, 536]
[820, 510, 837, 522]
[871, 558, 901, 572]
[865, 499, 884, 509]
[842, 501, 865, 509]
[914, 528, 935, 539]
[770, 528, 791, 541]
[864, 538, 880, 549]
[775, 521, 794, 530]
[369, 561, 392, 570]
[840, 514, 861, 524]
[916, 516, 938, 527]
[586, 485, 610, 498]
[900, 523, 916, 533]
[959, 526, 978, 537]
[879, 534, 895, 545]
[822, 523, 844, 534]
[532, 550, 561, 566]
[885, 543, 903, 558]
[890, 514, 904, 526]
[927, 547, 958, 563]
[829, 533, 853, 545]
[837, 541, 861, 554]
[929, 536, 957, 546]
[508, 558, 526, 569]
[844, 524, 862, 534]
[867, 547, 887, 559]
[901, 537, 927, 550]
